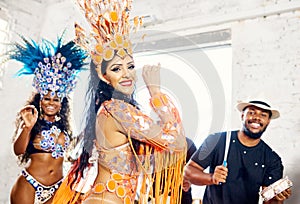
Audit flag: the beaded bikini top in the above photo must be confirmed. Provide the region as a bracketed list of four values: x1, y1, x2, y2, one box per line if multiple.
[32, 120, 70, 159]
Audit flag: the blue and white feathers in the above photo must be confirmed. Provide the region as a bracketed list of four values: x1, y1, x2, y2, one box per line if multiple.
[9, 35, 88, 98]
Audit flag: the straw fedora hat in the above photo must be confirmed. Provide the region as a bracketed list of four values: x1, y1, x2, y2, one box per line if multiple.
[236, 99, 280, 119]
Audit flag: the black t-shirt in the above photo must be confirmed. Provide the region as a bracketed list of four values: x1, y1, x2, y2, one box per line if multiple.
[191, 130, 283, 204]
[181, 137, 197, 204]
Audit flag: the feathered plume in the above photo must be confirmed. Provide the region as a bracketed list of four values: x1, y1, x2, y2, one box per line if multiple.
[7, 34, 88, 98]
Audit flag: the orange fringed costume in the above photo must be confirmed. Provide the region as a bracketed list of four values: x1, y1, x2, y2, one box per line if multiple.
[54, 94, 186, 204]
[53, 0, 187, 203]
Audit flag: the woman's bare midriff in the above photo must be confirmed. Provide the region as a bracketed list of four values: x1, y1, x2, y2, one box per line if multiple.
[25, 153, 63, 185]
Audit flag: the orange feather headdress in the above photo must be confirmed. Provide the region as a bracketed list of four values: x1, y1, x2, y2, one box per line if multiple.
[75, 0, 142, 71]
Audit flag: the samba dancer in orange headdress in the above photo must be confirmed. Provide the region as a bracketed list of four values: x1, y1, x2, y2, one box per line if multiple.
[53, 1, 187, 203]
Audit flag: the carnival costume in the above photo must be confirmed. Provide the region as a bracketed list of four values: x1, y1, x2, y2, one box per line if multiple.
[8, 35, 87, 203]
[53, 0, 187, 204]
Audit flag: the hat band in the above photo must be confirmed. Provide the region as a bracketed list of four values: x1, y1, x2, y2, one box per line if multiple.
[249, 100, 271, 108]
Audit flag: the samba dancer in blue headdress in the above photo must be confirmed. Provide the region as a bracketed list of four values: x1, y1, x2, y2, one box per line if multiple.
[7, 34, 87, 204]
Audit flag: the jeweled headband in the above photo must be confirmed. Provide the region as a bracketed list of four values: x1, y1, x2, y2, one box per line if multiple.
[74, 0, 142, 77]
[8, 35, 88, 99]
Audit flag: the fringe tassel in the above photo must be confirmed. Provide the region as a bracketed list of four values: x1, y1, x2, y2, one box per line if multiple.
[54, 132, 186, 204]
[128, 131, 187, 204]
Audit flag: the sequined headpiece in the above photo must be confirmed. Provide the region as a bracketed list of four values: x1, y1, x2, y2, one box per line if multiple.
[75, 0, 142, 76]
[9, 35, 87, 99]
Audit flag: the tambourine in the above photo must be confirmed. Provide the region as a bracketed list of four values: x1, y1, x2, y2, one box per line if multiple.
[260, 176, 293, 201]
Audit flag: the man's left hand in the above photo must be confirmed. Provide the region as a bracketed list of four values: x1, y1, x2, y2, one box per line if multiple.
[264, 188, 292, 204]
[274, 188, 292, 201]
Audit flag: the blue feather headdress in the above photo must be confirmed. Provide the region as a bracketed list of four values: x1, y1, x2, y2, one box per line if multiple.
[9, 35, 88, 99]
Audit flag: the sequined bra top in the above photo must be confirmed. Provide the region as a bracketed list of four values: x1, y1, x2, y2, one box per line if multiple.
[27, 119, 70, 159]
[95, 142, 139, 175]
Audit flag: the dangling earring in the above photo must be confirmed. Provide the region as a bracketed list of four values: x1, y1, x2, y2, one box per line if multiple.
[39, 103, 44, 120]
[55, 110, 61, 122]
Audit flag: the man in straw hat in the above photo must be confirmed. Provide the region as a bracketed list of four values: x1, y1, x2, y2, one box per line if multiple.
[183, 98, 292, 204]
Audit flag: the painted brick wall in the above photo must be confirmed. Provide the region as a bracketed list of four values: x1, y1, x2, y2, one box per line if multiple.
[231, 11, 300, 203]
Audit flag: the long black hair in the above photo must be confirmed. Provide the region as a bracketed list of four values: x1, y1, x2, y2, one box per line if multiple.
[76, 60, 141, 176]
[13, 92, 72, 164]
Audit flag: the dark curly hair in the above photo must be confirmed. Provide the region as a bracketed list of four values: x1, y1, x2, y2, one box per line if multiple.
[13, 92, 72, 165]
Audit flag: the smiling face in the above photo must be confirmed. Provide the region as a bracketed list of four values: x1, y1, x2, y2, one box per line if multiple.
[241, 105, 271, 138]
[102, 54, 136, 96]
[40, 92, 62, 121]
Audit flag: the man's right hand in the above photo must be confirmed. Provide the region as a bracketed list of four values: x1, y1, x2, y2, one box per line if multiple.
[184, 161, 228, 187]
[212, 165, 228, 185]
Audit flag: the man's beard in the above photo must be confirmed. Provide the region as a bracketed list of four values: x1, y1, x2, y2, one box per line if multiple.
[242, 122, 268, 139]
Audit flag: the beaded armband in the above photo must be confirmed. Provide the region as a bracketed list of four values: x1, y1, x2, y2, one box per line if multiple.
[150, 93, 183, 138]
[150, 93, 181, 121]
[150, 93, 169, 109]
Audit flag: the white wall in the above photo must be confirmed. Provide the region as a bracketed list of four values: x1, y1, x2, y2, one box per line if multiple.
[1, 0, 300, 203]
[231, 11, 300, 204]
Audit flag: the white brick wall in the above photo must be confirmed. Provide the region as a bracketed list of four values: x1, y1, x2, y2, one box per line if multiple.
[1, 0, 299, 203]
[232, 11, 300, 203]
